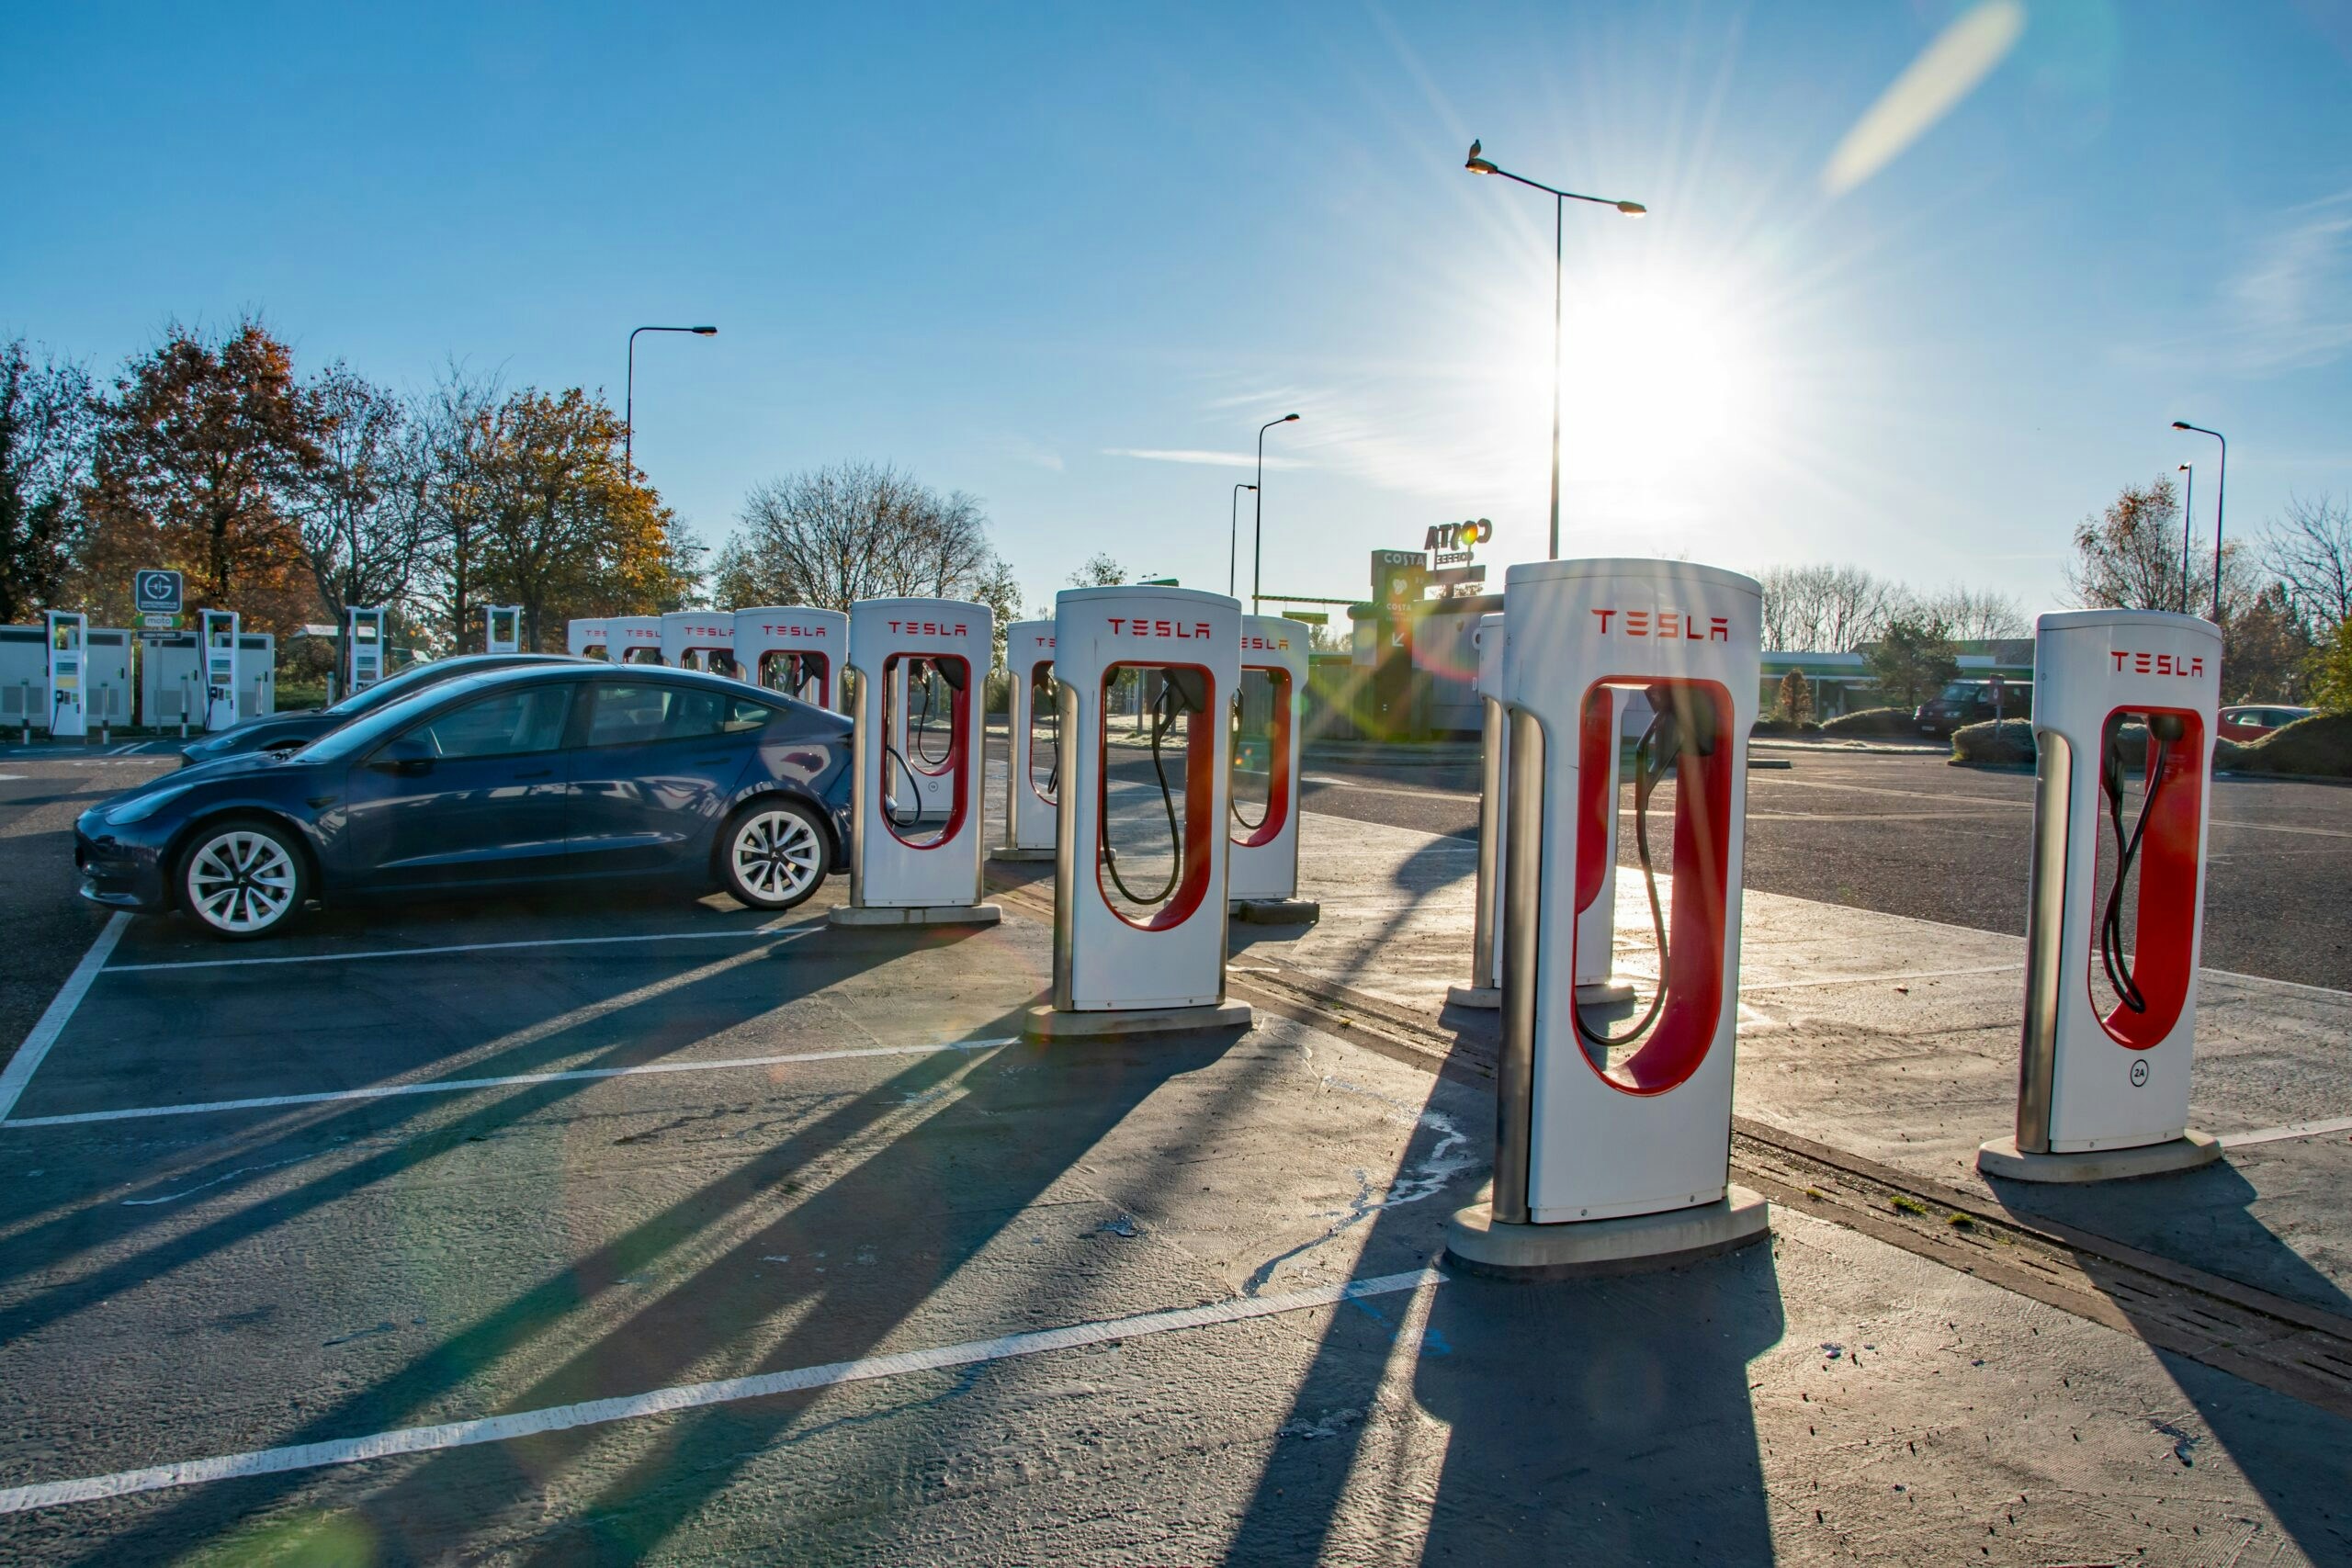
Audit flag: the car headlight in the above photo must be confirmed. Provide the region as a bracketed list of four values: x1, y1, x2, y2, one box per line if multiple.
[105, 784, 197, 826]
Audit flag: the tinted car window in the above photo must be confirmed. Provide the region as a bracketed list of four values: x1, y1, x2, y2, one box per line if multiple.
[581, 682, 740, 747]
[407, 685, 571, 759]
[725, 695, 780, 732]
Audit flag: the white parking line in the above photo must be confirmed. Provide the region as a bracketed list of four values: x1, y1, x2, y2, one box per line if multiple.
[107, 924, 819, 974]
[0, 1036, 1022, 1129]
[0, 914, 129, 1122]
[0, 1268, 1438, 1514]
[2218, 1115, 2352, 1149]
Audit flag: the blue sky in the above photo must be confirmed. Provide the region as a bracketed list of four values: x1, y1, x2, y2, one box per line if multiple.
[6, 1, 2349, 618]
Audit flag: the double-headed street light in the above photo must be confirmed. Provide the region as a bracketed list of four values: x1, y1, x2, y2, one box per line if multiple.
[1252, 413, 1300, 615]
[627, 324, 718, 472]
[1464, 140, 1646, 560]
[2170, 420, 2226, 621]
[1228, 482, 1258, 597]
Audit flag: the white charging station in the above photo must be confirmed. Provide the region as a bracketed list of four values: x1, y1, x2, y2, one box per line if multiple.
[1451, 613, 1633, 1011]
[1227, 615, 1317, 922]
[661, 610, 737, 674]
[567, 615, 664, 662]
[735, 606, 846, 709]
[831, 598, 999, 928]
[199, 609, 242, 733]
[344, 605, 387, 694]
[43, 611, 87, 739]
[1026, 585, 1251, 1042]
[483, 604, 523, 655]
[1980, 609, 2223, 1183]
[1446, 559, 1770, 1278]
[995, 618, 1058, 862]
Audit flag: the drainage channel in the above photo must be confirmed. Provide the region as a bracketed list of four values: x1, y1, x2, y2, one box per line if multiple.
[982, 867, 2352, 1422]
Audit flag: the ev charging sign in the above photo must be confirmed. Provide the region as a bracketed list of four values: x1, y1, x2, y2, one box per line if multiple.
[133, 570, 183, 615]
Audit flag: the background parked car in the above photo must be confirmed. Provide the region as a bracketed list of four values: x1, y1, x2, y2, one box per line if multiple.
[1915, 679, 2032, 738]
[2219, 704, 2315, 744]
[84, 664, 852, 938]
[178, 653, 582, 767]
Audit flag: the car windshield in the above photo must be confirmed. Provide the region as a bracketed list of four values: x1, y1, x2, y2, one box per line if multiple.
[322, 659, 477, 716]
[296, 673, 516, 762]
[1939, 682, 1980, 701]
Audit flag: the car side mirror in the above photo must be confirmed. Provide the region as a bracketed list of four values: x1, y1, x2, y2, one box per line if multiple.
[372, 737, 435, 775]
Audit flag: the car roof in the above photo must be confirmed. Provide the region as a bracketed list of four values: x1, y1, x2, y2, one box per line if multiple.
[428, 661, 780, 697]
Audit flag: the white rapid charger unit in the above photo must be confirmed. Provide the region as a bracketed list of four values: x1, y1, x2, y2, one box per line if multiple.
[1026, 585, 1251, 1041]
[659, 610, 737, 674]
[483, 604, 523, 655]
[735, 607, 847, 709]
[344, 606, 387, 694]
[1450, 612, 1632, 1010]
[44, 611, 86, 739]
[199, 609, 242, 733]
[995, 618, 1058, 862]
[831, 598, 998, 927]
[1446, 559, 1770, 1278]
[567, 615, 664, 662]
[1980, 609, 2223, 1182]
[1227, 615, 1317, 923]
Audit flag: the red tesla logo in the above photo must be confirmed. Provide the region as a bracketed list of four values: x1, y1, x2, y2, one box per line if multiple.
[1590, 609, 1733, 641]
[2109, 651, 2205, 677]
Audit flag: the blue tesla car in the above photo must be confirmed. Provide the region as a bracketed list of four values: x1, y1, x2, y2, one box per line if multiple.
[77, 664, 853, 939]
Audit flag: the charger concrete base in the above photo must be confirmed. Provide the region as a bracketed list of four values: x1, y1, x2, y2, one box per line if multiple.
[1444, 978, 1637, 1010]
[828, 903, 1002, 929]
[1231, 898, 1320, 925]
[1576, 977, 1639, 1006]
[1976, 1131, 2222, 1184]
[988, 847, 1056, 863]
[1022, 1001, 1252, 1043]
[1443, 1187, 1771, 1280]
[1444, 984, 1501, 1010]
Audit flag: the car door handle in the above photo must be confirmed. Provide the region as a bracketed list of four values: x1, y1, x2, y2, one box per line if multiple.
[514, 768, 555, 779]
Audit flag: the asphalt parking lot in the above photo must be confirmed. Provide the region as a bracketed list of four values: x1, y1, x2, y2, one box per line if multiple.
[3, 738, 2349, 1562]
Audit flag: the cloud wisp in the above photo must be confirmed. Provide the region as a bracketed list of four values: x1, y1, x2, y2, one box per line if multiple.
[1102, 447, 1312, 470]
[1821, 1, 2026, 197]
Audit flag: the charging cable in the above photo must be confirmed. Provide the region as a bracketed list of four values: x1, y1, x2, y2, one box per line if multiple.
[1102, 671, 1205, 907]
[2099, 712, 2185, 1013]
[1229, 689, 1271, 832]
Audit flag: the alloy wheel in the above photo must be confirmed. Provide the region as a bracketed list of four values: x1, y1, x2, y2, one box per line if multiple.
[187, 830, 299, 934]
[733, 809, 822, 903]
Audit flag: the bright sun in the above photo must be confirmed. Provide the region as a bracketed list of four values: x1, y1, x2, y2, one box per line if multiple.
[1557, 270, 1766, 503]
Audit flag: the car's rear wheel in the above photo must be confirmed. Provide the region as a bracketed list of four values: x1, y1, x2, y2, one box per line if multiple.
[719, 800, 828, 910]
[178, 819, 308, 940]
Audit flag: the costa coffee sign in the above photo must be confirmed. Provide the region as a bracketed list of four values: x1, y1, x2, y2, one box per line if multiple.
[2109, 650, 2205, 678]
[1590, 609, 1734, 642]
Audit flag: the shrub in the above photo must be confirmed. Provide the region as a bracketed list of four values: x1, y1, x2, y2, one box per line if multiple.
[2222, 711, 2352, 777]
[1820, 706, 1922, 737]
[1951, 718, 2035, 766]
[1775, 669, 1815, 726]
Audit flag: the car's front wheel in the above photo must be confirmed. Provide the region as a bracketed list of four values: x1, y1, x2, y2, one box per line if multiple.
[719, 800, 829, 910]
[178, 818, 308, 940]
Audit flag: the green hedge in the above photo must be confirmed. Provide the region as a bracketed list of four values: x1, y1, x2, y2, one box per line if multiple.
[1951, 711, 2352, 779]
[1751, 716, 1824, 736]
[1819, 706, 1921, 737]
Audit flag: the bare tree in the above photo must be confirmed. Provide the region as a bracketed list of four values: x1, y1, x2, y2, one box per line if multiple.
[713, 462, 1006, 613]
[1758, 563, 1905, 650]
[1068, 553, 1125, 589]
[294, 364, 429, 625]
[2266, 492, 2352, 631]
[411, 366, 503, 655]
[1914, 583, 2029, 641]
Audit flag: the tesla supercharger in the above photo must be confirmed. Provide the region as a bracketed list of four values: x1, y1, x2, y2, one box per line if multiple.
[1227, 615, 1317, 922]
[1450, 614, 1633, 1010]
[1445, 559, 1770, 1278]
[889, 660, 960, 817]
[660, 610, 737, 674]
[1979, 609, 2223, 1183]
[44, 611, 87, 739]
[995, 618, 1057, 862]
[831, 598, 998, 928]
[568, 615, 664, 662]
[484, 604, 523, 655]
[199, 610, 241, 732]
[345, 605, 387, 694]
[1025, 585, 1251, 1041]
[736, 607, 846, 709]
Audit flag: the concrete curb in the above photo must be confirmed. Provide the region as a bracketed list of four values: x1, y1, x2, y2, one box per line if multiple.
[1022, 1000, 1253, 1042]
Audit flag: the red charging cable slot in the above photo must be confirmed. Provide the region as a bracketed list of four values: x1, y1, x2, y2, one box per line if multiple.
[2093, 707, 2203, 1047]
[1574, 685, 1616, 915]
[1230, 667, 1293, 848]
[1026, 660, 1057, 805]
[1097, 662, 1216, 931]
[878, 652, 969, 850]
[1571, 678, 1733, 1096]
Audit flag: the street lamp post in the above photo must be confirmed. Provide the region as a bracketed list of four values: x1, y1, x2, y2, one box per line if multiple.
[626, 324, 718, 473]
[1228, 482, 1258, 598]
[2170, 421, 2226, 621]
[1251, 414, 1300, 615]
[1464, 141, 1646, 560]
[2176, 462, 2194, 615]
